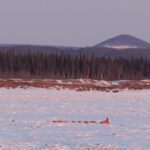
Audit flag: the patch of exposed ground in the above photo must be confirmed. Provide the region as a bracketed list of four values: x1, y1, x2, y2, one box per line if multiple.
[0, 79, 149, 91]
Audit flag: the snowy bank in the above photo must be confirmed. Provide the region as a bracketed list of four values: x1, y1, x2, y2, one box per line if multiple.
[0, 79, 150, 91]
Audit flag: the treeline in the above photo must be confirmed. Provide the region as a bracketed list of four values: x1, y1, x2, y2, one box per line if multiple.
[0, 50, 149, 80]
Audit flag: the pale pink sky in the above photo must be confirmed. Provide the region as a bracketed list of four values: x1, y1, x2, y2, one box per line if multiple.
[0, 0, 150, 46]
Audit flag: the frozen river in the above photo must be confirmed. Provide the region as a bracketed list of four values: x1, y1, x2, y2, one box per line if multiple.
[0, 88, 149, 149]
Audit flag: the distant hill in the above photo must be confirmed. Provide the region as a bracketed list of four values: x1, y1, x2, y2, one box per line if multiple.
[0, 44, 79, 54]
[0, 34, 150, 59]
[95, 34, 150, 49]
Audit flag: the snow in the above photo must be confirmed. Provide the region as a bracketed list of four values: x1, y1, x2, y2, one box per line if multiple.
[0, 88, 149, 149]
[78, 79, 111, 86]
[103, 44, 138, 49]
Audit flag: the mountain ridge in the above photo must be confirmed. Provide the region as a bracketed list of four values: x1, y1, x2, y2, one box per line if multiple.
[0, 34, 150, 59]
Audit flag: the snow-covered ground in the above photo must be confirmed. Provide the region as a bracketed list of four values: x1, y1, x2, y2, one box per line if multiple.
[0, 88, 149, 150]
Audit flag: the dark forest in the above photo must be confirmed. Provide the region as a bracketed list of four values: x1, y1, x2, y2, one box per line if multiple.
[0, 51, 149, 80]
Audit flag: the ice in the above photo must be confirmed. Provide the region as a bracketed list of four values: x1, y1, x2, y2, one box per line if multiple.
[0, 88, 149, 149]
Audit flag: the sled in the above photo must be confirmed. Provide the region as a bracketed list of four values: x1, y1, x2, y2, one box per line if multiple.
[100, 117, 110, 124]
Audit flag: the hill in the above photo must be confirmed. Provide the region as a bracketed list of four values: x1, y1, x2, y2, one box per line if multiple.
[95, 34, 150, 49]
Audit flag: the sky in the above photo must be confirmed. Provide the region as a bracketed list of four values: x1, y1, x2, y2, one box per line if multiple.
[0, 0, 150, 47]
